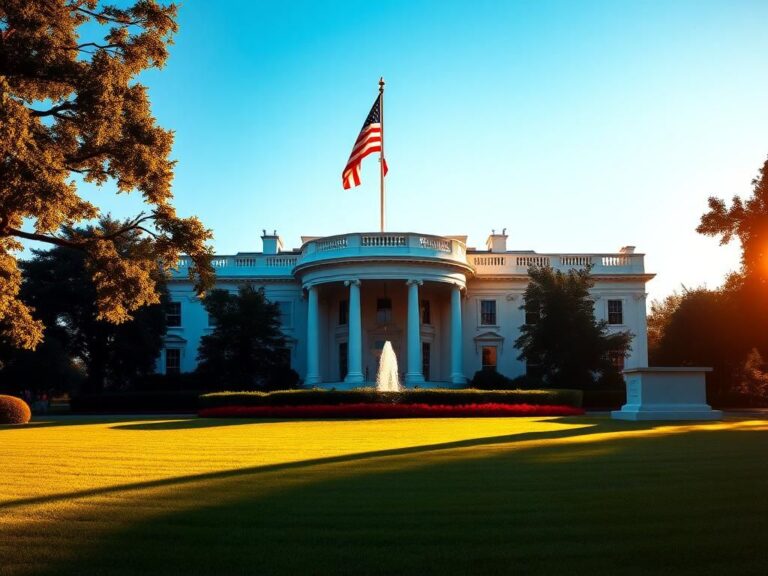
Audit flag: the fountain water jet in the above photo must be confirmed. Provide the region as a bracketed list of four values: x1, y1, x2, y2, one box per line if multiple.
[376, 341, 401, 392]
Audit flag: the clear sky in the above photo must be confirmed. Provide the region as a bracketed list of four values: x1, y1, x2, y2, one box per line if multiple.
[78, 0, 768, 303]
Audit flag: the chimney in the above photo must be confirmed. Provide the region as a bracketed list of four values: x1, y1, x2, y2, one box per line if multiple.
[485, 228, 508, 252]
[261, 230, 284, 255]
[619, 246, 636, 254]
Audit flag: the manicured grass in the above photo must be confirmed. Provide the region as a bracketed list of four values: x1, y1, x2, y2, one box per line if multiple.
[1, 415, 768, 575]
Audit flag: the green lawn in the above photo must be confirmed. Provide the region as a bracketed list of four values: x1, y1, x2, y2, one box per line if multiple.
[1, 415, 767, 576]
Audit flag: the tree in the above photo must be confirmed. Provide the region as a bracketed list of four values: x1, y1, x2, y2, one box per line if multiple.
[698, 156, 768, 284]
[735, 348, 768, 406]
[0, 1, 214, 351]
[197, 285, 297, 391]
[0, 220, 169, 394]
[514, 266, 632, 389]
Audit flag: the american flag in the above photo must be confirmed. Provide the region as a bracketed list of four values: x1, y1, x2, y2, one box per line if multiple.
[342, 94, 388, 189]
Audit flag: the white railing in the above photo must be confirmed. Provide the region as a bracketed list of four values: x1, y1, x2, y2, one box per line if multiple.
[516, 256, 551, 267]
[317, 237, 348, 251]
[473, 256, 506, 266]
[601, 255, 631, 267]
[561, 255, 593, 267]
[235, 257, 257, 267]
[419, 236, 451, 252]
[211, 258, 229, 268]
[362, 234, 406, 247]
[266, 256, 297, 267]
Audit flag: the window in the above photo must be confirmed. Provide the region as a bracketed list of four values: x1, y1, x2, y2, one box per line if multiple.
[609, 351, 625, 372]
[339, 299, 348, 325]
[421, 300, 431, 325]
[480, 300, 496, 325]
[481, 346, 497, 371]
[608, 300, 623, 324]
[166, 302, 181, 327]
[276, 301, 292, 327]
[376, 298, 392, 324]
[422, 342, 431, 381]
[338, 342, 348, 380]
[165, 348, 180, 374]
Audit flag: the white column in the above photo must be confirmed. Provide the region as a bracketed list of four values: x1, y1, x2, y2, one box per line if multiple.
[305, 285, 320, 385]
[405, 279, 425, 386]
[344, 279, 364, 385]
[450, 284, 465, 385]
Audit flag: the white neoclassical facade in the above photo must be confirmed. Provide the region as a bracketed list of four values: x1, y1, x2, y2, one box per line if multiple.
[160, 231, 654, 388]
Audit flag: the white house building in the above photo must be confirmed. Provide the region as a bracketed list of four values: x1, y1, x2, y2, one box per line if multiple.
[161, 230, 654, 388]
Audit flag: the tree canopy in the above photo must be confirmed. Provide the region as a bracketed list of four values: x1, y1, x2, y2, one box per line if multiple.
[0, 220, 168, 394]
[0, 0, 213, 351]
[698, 156, 768, 284]
[197, 285, 296, 391]
[514, 266, 632, 389]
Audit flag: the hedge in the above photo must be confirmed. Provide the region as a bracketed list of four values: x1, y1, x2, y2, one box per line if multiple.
[199, 388, 583, 409]
[200, 403, 585, 419]
[0, 395, 32, 424]
[71, 391, 199, 413]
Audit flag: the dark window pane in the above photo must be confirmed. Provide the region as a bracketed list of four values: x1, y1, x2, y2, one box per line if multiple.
[376, 298, 392, 324]
[165, 349, 180, 374]
[481, 346, 497, 370]
[339, 300, 348, 325]
[608, 300, 623, 324]
[166, 302, 181, 327]
[480, 300, 496, 325]
[421, 300, 431, 325]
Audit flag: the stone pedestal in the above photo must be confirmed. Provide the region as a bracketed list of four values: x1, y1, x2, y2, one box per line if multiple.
[611, 367, 722, 421]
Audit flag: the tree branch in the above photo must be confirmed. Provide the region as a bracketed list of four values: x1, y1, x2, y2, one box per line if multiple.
[30, 102, 76, 117]
[3, 227, 84, 249]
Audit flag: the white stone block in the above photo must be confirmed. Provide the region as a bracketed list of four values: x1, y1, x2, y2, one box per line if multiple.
[611, 367, 723, 421]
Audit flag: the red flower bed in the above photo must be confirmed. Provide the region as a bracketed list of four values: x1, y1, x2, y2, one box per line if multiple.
[199, 403, 584, 419]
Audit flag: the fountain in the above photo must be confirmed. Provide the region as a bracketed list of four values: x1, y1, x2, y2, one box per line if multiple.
[376, 341, 401, 392]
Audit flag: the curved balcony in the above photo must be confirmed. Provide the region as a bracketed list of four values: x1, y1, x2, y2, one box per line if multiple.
[294, 232, 469, 272]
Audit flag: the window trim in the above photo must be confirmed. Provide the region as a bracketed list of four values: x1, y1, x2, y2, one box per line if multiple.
[479, 299, 498, 326]
[165, 348, 181, 374]
[166, 301, 181, 328]
[607, 299, 624, 325]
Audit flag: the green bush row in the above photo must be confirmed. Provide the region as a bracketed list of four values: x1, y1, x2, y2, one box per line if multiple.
[199, 388, 583, 409]
[71, 391, 199, 413]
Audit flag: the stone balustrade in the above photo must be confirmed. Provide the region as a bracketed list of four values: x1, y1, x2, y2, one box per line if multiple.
[171, 233, 647, 279]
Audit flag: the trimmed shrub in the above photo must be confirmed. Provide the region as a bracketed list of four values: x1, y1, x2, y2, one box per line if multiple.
[0, 395, 32, 424]
[582, 389, 626, 410]
[199, 388, 583, 409]
[199, 403, 585, 419]
[470, 369, 514, 390]
[70, 391, 199, 413]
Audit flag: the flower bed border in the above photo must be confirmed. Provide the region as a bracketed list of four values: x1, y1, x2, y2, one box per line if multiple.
[199, 402, 585, 419]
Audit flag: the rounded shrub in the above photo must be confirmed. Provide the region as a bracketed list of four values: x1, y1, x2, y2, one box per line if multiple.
[0, 395, 32, 425]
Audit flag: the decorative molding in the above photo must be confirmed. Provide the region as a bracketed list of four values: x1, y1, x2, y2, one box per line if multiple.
[406, 279, 424, 287]
[344, 279, 361, 287]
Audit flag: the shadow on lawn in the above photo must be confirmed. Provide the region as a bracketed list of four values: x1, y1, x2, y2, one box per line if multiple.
[2, 417, 612, 511]
[30, 423, 768, 576]
[110, 417, 270, 431]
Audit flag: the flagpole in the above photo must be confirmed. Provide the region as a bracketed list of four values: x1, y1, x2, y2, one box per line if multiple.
[379, 77, 385, 233]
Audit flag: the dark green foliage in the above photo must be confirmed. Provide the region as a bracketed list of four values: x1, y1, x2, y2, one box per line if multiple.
[581, 388, 626, 410]
[196, 285, 292, 390]
[469, 368, 514, 390]
[199, 388, 583, 409]
[515, 266, 632, 390]
[70, 391, 199, 413]
[0, 222, 167, 395]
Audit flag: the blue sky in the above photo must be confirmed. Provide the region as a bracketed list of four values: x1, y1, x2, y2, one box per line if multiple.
[77, 0, 768, 302]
